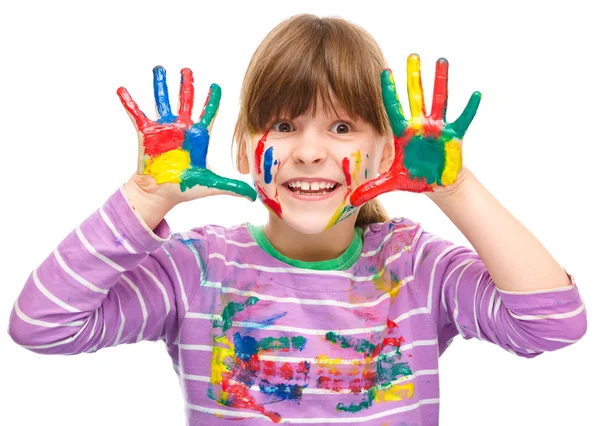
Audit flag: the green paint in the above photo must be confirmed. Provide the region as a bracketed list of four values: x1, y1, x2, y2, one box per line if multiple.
[245, 296, 259, 306]
[180, 168, 257, 200]
[291, 336, 307, 350]
[256, 335, 307, 352]
[199, 83, 221, 128]
[451, 91, 481, 138]
[381, 70, 407, 137]
[325, 332, 376, 356]
[258, 336, 290, 351]
[403, 136, 446, 185]
[365, 168, 368, 179]
[215, 296, 260, 332]
[366, 154, 369, 159]
[377, 349, 412, 384]
[337, 388, 376, 413]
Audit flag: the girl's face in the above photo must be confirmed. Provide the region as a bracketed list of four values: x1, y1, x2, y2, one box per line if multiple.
[242, 99, 392, 234]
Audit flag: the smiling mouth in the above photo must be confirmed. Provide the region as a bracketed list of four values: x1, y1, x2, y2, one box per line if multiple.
[285, 181, 342, 196]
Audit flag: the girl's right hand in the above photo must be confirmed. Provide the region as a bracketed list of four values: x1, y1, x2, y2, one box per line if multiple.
[117, 66, 257, 209]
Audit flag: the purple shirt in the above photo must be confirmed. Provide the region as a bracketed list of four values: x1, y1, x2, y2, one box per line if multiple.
[8, 187, 587, 425]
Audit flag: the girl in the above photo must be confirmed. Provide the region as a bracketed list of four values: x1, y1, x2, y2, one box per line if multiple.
[8, 14, 587, 425]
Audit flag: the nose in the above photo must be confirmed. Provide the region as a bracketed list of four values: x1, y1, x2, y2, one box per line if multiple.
[291, 131, 328, 165]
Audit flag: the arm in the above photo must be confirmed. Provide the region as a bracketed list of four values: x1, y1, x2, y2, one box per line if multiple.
[427, 167, 571, 293]
[7, 187, 184, 354]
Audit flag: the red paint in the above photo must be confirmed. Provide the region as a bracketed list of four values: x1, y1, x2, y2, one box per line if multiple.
[430, 58, 449, 122]
[317, 376, 332, 390]
[350, 131, 431, 206]
[263, 361, 277, 378]
[279, 363, 294, 381]
[143, 126, 186, 156]
[296, 361, 310, 381]
[177, 68, 194, 124]
[342, 157, 352, 186]
[349, 378, 363, 394]
[332, 379, 345, 392]
[254, 131, 269, 176]
[387, 319, 398, 330]
[256, 183, 282, 218]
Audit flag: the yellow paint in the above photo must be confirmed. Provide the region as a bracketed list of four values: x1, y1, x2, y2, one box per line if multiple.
[441, 140, 462, 186]
[375, 383, 414, 403]
[350, 150, 362, 182]
[210, 335, 235, 385]
[407, 54, 425, 129]
[144, 148, 191, 184]
[325, 200, 346, 230]
[316, 354, 345, 375]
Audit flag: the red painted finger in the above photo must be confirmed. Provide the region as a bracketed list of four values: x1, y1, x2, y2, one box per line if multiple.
[116, 87, 151, 130]
[430, 58, 449, 121]
[178, 68, 194, 124]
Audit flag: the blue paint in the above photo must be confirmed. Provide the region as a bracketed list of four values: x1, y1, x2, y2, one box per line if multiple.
[153, 66, 177, 124]
[183, 125, 209, 168]
[233, 332, 258, 361]
[263, 146, 274, 184]
[239, 311, 288, 334]
[258, 379, 306, 401]
[274, 160, 278, 165]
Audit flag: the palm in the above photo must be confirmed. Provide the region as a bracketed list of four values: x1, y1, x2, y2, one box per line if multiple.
[117, 66, 256, 201]
[350, 54, 481, 206]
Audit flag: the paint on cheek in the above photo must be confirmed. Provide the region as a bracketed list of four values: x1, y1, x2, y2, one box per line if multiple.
[263, 146, 274, 184]
[256, 183, 282, 218]
[324, 157, 355, 230]
[350, 150, 362, 182]
[254, 131, 269, 176]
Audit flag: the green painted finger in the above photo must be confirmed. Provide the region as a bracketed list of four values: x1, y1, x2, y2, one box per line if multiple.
[451, 91, 482, 139]
[381, 69, 407, 137]
[179, 168, 257, 201]
[198, 83, 221, 128]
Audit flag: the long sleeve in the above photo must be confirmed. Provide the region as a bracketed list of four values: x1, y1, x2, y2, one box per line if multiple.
[410, 226, 587, 358]
[8, 186, 189, 355]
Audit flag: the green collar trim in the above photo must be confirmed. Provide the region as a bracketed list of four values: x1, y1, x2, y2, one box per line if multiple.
[246, 223, 364, 271]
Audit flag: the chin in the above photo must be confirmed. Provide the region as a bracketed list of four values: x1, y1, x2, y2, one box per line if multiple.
[281, 213, 336, 235]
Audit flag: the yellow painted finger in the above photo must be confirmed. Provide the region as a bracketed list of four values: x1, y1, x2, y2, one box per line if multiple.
[407, 54, 426, 123]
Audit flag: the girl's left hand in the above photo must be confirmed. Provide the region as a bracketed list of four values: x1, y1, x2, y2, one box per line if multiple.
[350, 54, 481, 206]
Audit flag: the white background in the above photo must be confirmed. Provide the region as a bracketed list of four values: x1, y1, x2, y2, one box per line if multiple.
[1, 0, 598, 425]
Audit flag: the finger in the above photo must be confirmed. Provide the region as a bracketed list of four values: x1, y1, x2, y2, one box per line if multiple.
[406, 53, 426, 120]
[117, 87, 151, 130]
[430, 58, 449, 121]
[153, 66, 177, 124]
[198, 83, 222, 129]
[381, 69, 407, 137]
[179, 168, 257, 201]
[450, 91, 482, 139]
[178, 68, 194, 123]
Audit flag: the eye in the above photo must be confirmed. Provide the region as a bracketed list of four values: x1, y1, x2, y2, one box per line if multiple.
[272, 121, 294, 132]
[331, 122, 352, 134]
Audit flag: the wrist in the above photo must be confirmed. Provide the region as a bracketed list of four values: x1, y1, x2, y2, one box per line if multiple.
[426, 167, 472, 204]
[123, 176, 175, 230]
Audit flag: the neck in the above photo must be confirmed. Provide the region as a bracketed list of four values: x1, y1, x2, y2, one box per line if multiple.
[263, 214, 357, 262]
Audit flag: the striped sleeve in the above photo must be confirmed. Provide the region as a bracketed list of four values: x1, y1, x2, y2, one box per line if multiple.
[7, 186, 187, 355]
[411, 228, 587, 358]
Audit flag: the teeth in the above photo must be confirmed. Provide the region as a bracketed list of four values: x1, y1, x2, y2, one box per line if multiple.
[287, 181, 338, 192]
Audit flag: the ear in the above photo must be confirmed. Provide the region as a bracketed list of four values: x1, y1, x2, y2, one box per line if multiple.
[378, 135, 394, 174]
[238, 135, 250, 175]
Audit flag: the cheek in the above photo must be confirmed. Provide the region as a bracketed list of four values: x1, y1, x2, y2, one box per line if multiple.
[252, 134, 284, 186]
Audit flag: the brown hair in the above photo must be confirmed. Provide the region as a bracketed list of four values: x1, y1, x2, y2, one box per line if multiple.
[233, 14, 391, 226]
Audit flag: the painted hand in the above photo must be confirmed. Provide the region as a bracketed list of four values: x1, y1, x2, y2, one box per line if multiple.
[350, 54, 481, 206]
[117, 66, 257, 201]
